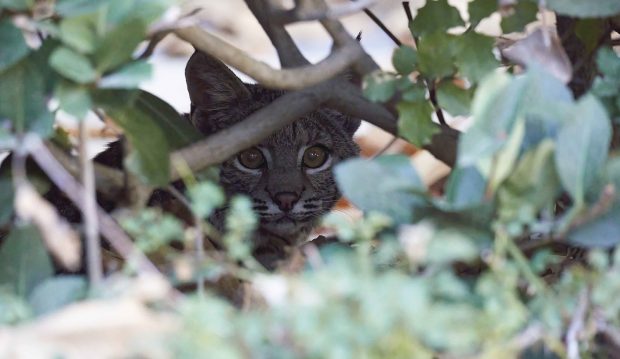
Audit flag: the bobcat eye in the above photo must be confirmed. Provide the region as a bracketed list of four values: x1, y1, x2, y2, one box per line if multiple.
[238, 148, 265, 169]
[302, 145, 328, 169]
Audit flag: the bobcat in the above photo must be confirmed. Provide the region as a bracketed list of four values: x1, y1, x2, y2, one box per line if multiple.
[185, 50, 360, 268]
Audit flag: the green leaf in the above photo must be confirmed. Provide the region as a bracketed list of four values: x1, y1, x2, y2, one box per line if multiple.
[575, 19, 608, 54]
[335, 155, 426, 224]
[94, 19, 146, 72]
[133, 90, 202, 149]
[0, 49, 54, 135]
[417, 32, 457, 79]
[596, 47, 620, 79]
[397, 100, 438, 147]
[363, 72, 397, 102]
[50, 46, 98, 83]
[436, 81, 472, 116]
[468, 0, 497, 25]
[0, 176, 13, 225]
[0, 226, 54, 297]
[28, 276, 87, 316]
[0, 19, 29, 73]
[547, 0, 620, 18]
[554, 95, 612, 203]
[0, 0, 32, 10]
[392, 46, 417, 75]
[59, 16, 97, 54]
[454, 31, 499, 84]
[55, 0, 109, 16]
[189, 182, 225, 219]
[458, 72, 525, 165]
[108, 106, 171, 185]
[444, 166, 486, 209]
[98, 60, 152, 89]
[55, 82, 92, 118]
[410, 0, 464, 36]
[498, 140, 561, 228]
[568, 205, 620, 248]
[105, 0, 170, 25]
[500, 1, 538, 33]
[0, 291, 31, 324]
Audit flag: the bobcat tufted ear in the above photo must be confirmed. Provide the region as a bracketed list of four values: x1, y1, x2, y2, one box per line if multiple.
[185, 50, 251, 109]
[341, 116, 361, 137]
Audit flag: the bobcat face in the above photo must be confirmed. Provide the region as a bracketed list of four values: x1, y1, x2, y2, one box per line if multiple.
[185, 50, 360, 250]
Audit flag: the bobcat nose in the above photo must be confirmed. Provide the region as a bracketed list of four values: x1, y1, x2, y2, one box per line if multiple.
[273, 192, 299, 212]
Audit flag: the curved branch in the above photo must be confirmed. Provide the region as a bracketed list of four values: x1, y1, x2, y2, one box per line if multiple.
[272, 0, 378, 24]
[174, 26, 363, 89]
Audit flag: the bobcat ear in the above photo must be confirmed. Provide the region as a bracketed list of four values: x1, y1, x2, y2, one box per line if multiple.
[185, 50, 251, 108]
[341, 117, 361, 137]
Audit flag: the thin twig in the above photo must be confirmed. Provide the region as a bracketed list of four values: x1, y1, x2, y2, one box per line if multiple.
[402, 1, 413, 22]
[363, 8, 401, 45]
[79, 120, 103, 286]
[371, 137, 398, 158]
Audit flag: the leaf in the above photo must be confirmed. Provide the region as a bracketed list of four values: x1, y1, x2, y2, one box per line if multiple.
[188, 182, 225, 219]
[0, 19, 29, 73]
[103, 91, 201, 185]
[56, 81, 92, 118]
[547, 0, 620, 18]
[55, 0, 110, 16]
[457, 72, 525, 165]
[417, 32, 457, 79]
[454, 31, 499, 84]
[568, 206, 620, 248]
[410, 0, 464, 36]
[108, 106, 171, 185]
[0, 176, 13, 225]
[554, 95, 612, 203]
[28, 276, 87, 316]
[596, 47, 620, 79]
[444, 166, 487, 209]
[363, 72, 397, 102]
[501, 29, 572, 84]
[0, 0, 32, 10]
[0, 226, 54, 297]
[498, 140, 561, 228]
[59, 16, 97, 54]
[575, 19, 608, 54]
[468, 0, 497, 25]
[98, 60, 152, 89]
[49, 46, 98, 84]
[392, 46, 417, 75]
[133, 90, 202, 149]
[0, 48, 54, 136]
[397, 100, 438, 147]
[335, 155, 427, 224]
[500, 1, 538, 33]
[436, 81, 472, 116]
[94, 19, 146, 72]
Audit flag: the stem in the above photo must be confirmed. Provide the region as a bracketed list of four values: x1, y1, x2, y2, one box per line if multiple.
[79, 120, 103, 286]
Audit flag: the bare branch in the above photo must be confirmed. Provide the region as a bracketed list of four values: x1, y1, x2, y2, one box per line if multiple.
[174, 25, 363, 89]
[171, 81, 330, 180]
[79, 120, 103, 286]
[25, 135, 161, 275]
[244, 0, 310, 67]
[271, 0, 378, 24]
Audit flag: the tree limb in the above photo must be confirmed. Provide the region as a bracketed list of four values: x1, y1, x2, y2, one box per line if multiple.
[271, 0, 378, 24]
[174, 25, 364, 89]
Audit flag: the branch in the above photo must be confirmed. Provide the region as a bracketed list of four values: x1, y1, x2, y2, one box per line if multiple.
[174, 25, 364, 89]
[170, 81, 331, 180]
[245, 0, 310, 67]
[271, 0, 378, 24]
[25, 135, 161, 275]
[566, 288, 589, 359]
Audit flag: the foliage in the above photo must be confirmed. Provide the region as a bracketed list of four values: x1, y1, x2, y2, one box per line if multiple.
[1, 0, 620, 358]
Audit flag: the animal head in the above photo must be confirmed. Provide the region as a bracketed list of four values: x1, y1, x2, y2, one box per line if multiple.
[185, 50, 360, 244]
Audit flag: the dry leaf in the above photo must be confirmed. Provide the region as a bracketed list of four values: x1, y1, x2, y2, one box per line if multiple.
[14, 184, 81, 270]
[501, 27, 572, 83]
